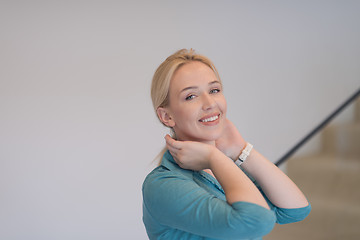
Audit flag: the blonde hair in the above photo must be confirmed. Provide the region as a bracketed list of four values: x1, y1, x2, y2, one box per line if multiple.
[151, 48, 222, 164]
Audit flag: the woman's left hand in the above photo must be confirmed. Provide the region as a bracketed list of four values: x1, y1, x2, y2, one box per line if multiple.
[215, 119, 246, 160]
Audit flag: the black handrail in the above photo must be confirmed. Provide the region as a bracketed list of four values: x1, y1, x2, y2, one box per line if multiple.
[275, 87, 360, 166]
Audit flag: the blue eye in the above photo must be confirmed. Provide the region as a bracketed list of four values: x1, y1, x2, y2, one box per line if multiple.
[185, 95, 195, 100]
[210, 88, 220, 94]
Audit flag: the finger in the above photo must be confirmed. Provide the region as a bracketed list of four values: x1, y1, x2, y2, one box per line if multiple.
[165, 134, 182, 150]
[164, 135, 181, 157]
[166, 141, 179, 155]
[167, 149, 178, 159]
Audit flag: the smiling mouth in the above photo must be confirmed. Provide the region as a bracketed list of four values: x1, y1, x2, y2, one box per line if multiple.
[199, 114, 220, 123]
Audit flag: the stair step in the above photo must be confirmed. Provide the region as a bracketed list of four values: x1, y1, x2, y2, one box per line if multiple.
[265, 154, 360, 240]
[322, 123, 360, 158]
[287, 155, 360, 205]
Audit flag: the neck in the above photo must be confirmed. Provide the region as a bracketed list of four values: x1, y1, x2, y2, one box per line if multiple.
[202, 140, 216, 146]
[177, 135, 216, 146]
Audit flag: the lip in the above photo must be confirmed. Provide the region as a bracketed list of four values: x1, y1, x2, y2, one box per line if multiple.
[198, 113, 221, 124]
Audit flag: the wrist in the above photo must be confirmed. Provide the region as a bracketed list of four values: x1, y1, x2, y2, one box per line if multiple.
[230, 142, 247, 161]
[234, 142, 253, 167]
[208, 147, 224, 169]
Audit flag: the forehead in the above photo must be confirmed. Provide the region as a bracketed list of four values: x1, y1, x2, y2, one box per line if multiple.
[170, 61, 218, 90]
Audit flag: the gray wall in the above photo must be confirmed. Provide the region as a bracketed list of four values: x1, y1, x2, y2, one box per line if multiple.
[1, 1, 359, 239]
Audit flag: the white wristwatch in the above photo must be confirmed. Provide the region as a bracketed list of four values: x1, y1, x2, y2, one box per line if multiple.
[235, 143, 253, 167]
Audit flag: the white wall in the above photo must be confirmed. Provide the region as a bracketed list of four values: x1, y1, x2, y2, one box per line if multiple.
[0, 1, 359, 239]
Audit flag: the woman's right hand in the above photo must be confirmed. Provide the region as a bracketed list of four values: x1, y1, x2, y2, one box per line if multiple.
[165, 135, 217, 171]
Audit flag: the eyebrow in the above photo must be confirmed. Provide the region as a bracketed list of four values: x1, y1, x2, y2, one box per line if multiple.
[180, 80, 221, 93]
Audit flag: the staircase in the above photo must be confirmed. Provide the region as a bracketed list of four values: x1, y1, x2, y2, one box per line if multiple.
[265, 98, 360, 240]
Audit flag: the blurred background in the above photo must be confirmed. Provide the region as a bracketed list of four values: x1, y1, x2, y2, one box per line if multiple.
[265, 97, 360, 240]
[0, 1, 359, 239]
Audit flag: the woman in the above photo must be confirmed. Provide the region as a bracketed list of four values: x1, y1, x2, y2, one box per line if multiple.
[142, 49, 311, 240]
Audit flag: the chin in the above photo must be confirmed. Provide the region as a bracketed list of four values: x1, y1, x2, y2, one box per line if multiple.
[176, 125, 224, 143]
[194, 130, 223, 143]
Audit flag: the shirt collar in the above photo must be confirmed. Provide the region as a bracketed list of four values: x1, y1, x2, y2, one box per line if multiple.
[160, 150, 179, 170]
[160, 150, 224, 193]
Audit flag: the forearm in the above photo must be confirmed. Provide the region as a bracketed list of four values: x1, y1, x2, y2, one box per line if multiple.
[241, 149, 309, 208]
[210, 148, 270, 209]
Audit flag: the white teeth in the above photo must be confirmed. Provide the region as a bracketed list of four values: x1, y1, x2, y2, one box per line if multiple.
[201, 115, 219, 122]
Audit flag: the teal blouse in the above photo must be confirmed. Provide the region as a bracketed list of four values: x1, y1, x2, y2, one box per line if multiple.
[142, 151, 311, 240]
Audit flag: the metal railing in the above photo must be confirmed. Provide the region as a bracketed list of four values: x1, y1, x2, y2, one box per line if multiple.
[275, 87, 360, 166]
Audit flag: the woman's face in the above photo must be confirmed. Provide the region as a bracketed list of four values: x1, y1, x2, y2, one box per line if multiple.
[164, 61, 227, 144]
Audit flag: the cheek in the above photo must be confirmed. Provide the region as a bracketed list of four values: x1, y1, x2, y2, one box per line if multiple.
[172, 107, 198, 127]
[177, 109, 197, 123]
[218, 97, 227, 114]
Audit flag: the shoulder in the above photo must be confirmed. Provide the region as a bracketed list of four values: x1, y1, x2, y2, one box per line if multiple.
[142, 164, 193, 197]
[142, 165, 197, 220]
[143, 152, 194, 192]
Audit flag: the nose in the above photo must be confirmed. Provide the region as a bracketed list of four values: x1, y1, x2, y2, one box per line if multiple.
[201, 93, 216, 111]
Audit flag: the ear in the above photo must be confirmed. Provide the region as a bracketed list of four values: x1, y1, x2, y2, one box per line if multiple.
[157, 107, 175, 128]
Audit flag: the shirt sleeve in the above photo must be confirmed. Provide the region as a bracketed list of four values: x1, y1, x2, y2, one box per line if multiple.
[142, 167, 276, 240]
[240, 166, 311, 224]
[265, 194, 311, 225]
[271, 203, 311, 224]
